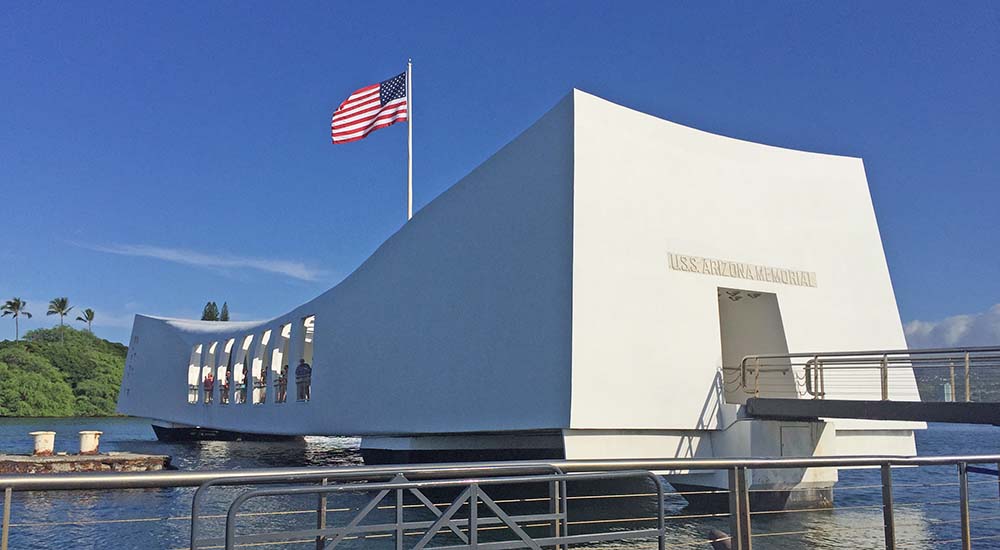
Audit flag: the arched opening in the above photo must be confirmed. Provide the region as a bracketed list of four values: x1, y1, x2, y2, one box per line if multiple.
[187, 344, 203, 404]
[233, 335, 254, 404]
[296, 315, 315, 402]
[272, 323, 291, 403]
[203, 342, 218, 404]
[252, 329, 272, 405]
[218, 339, 235, 405]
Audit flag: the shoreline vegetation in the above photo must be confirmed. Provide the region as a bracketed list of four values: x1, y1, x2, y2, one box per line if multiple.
[0, 326, 126, 417]
[0, 297, 234, 418]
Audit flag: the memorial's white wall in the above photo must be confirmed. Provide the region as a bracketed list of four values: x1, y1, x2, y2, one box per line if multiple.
[118, 95, 576, 434]
[568, 90, 919, 431]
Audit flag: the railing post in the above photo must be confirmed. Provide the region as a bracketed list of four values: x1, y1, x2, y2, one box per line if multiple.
[959, 463, 971, 550]
[469, 484, 478, 549]
[224, 492, 248, 550]
[965, 352, 972, 402]
[728, 467, 752, 550]
[753, 358, 761, 397]
[548, 480, 561, 550]
[728, 468, 741, 549]
[880, 465, 896, 550]
[1, 486, 11, 550]
[315, 477, 328, 550]
[560, 479, 568, 540]
[395, 486, 404, 550]
[652, 474, 666, 550]
[950, 364, 957, 402]
[880, 354, 889, 400]
[817, 360, 825, 398]
[739, 467, 752, 550]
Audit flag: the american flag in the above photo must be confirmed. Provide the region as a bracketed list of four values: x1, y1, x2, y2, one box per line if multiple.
[331, 72, 408, 144]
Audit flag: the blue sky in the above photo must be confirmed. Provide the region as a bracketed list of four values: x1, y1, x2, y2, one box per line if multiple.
[1, 2, 997, 345]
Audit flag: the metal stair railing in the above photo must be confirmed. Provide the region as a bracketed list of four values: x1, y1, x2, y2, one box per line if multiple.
[733, 345, 1000, 402]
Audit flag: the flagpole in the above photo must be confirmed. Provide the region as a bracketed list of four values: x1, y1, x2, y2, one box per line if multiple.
[406, 58, 413, 220]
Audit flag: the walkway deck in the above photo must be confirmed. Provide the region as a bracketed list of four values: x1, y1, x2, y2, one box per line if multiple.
[745, 397, 1000, 425]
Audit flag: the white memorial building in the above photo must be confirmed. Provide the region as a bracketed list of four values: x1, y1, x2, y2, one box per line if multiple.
[118, 90, 922, 505]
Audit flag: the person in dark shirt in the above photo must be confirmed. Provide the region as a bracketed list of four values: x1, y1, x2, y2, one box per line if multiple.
[277, 364, 289, 403]
[221, 369, 231, 404]
[238, 362, 249, 403]
[203, 372, 215, 404]
[296, 358, 312, 401]
[258, 367, 267, 404]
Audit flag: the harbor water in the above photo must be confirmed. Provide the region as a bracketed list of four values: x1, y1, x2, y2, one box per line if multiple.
[1, 417, 999, 549]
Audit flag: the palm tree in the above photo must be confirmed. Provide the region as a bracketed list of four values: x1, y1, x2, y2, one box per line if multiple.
[47, 297, 73, 341]
[76, 308, 96, 332]
[1, 298, 32, 340]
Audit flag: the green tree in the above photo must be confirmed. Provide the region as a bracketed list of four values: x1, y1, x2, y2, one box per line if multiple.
[220, 302, 230, 321]
[0, 345, 56, 373]
[76, 308, 96, 332]
[201, 301, 219, 321]
[72, 357, 123, 415]
[1, 297, 32, 340]
[0, 360, 76, 416]
[47, 297, 73, 342]
[19, 326, 127, 415]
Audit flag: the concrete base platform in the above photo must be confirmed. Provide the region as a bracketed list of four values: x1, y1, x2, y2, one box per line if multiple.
[0, 453, 172, 474]
[151, 423, 302, 442]
[359, 431, 565, 465]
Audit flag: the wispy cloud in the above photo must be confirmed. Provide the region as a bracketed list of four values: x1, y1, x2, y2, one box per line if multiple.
[904, 304, 1000, 348]
[76, 242, 325, 282]
[91, 311, 138, 329]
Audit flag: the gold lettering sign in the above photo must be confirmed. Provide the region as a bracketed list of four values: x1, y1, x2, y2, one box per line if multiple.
[668, 253, 817, 288]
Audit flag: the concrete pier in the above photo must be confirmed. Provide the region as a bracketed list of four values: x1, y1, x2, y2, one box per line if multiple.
[0, 452, 171, 474]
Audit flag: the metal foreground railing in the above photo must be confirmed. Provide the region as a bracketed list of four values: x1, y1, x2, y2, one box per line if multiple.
[2, 455, 1000, 549]
[217, 470, 666, 550]
[733, 346, 1000, 401]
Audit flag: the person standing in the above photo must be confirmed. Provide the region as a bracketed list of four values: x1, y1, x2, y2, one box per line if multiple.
[296, 358, 312, 401]
[203, 372, 215, 404]
[258, 367, 268, 404]
[277, 364, 289, 403]
[221, 369, 231, 404]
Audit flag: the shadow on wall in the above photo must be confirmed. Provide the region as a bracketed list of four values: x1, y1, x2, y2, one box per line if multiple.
[672, 370, 728, 460]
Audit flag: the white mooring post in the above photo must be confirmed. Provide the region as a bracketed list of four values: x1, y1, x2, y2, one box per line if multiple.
[79, 431, 102, 455]
[28, 431, 55, 456]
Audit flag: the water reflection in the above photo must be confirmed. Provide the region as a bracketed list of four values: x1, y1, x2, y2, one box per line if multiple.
[165, 436, 364, 470]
